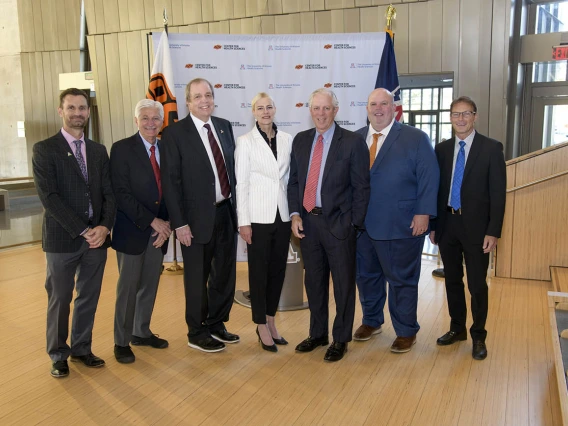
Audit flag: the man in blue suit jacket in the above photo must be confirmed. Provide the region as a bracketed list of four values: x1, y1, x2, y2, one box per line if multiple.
[354, 88, 439, 353]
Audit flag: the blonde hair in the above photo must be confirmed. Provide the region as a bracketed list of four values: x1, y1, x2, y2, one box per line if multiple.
[251, 92, 275, 110]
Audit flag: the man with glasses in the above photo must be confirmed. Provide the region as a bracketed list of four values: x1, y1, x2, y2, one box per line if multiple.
[429, 96, 506, 360]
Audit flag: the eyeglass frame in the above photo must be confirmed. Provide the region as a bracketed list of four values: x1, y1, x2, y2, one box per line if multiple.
[450, 111, 476, 119]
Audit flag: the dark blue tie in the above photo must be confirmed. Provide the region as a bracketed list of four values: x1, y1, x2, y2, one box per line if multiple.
[450, 140, 466, 210]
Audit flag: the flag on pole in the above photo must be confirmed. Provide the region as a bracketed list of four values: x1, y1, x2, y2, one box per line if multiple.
[147, 31, 178, 135]
[374, 34, 403, 122]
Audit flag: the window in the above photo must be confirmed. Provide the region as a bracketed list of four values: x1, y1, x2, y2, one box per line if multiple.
[400, 84, 453, 147]
[532, 60, 568, 82]
[535, 1, 568, 34]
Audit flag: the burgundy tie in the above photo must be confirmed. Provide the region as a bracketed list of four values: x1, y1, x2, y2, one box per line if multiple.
[203, 123, 230, 199]
[303, 134, 324, 213]
[149, 145, 162, 200]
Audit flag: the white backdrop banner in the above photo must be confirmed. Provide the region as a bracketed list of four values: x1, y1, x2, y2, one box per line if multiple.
[157, 32, 388, 262]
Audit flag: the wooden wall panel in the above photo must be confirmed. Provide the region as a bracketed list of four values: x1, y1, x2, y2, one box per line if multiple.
[282, 0, 311, 14]
[246, 0, 269, 17]
[300, 12, 316, 33]
[128, 0, 147, 31]
[496, 164, 517, 278]
[94, 0, 106, 34]
[41, 52, 56, 137]
[241, 17, 262, 34]
[18, 0, 35, 52]
[31, 0, 45, 51]
[213, 0, 234, 21]
[441, 0, 459, 73]
[40, 0, 57, 51]
[310, 0, 325, 10]
[268, 0, 283, 15]
[275, 14, 301, 34]
[343, 8, 361, 33]
[260, 16, 275, 34]
[355, 0, 372, 6]
[325, 0, 355, 9]
[88, 35, 113, 148]
[65, 0, 81, 50]
[391, 4, 408, 74]
[209, 20, 230, 34]
[170, 0, 184, 26]
[408, 0, 442, 73]
[84, 0, 97, 36]
[234, 0, 247, 19]
[202, 0, 214, 22]
[315, 10, 332, 33]
[360, 6, 380, 32]
[182, 0, 203, 24]
[103, 0, 121, 33]
[102, 34, 124, 148]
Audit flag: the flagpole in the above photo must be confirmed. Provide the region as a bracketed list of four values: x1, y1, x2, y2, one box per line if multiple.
[385, 4, 396, 44]
[157, 7, 184, 276]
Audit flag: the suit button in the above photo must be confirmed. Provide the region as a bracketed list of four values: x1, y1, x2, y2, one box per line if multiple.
[155, 201, 159, 205]
[213, 202, 216, 206]
[85, 212, 88, 215]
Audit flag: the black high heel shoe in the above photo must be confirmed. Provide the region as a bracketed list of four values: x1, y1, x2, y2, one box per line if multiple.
[272, 336, 288, 345]
[256, 327, 277, 352]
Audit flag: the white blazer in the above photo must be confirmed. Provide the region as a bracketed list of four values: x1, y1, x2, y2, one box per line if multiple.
[235, 125, 292, 226]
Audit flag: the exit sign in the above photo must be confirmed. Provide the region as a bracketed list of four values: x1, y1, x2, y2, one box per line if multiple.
[552, 45, 568, 60]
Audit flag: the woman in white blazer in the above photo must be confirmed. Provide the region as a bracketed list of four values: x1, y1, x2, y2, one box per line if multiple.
[235, 92, 292, 352]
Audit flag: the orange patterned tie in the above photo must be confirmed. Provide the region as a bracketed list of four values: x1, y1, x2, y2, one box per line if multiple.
[369, 133, 382, 169]
[303, 134, 324, 213]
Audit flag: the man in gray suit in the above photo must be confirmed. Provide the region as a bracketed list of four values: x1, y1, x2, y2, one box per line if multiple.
[110, 99, 171, 363]
[33, 88, 116, 378]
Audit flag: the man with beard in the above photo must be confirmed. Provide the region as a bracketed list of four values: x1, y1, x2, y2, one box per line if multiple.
[33, 88, 116, 378]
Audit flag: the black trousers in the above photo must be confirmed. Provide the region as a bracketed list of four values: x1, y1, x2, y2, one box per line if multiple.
[300, 213, 356, 343]
[438, 213, 490, 342]
[180, 201, 237, 340]
[247, 212, 291, 324]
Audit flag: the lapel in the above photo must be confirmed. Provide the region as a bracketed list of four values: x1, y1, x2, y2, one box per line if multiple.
[442, 139, 455, 191]
[463, 132, 481, 181]
[372, 121, 401, 171]
[211, 116, 229, 157]
[132, 133, 156, 179]
[252, 125, 278, 167]
[56, 131, 87, 182]
[182, 115, 211, 161]
[322, 124, 342, 185]
[85, 138, 96, 184]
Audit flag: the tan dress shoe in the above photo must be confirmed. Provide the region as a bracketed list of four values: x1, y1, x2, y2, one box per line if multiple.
[353, 324, 382, 341]
[390, 335, 416, 353]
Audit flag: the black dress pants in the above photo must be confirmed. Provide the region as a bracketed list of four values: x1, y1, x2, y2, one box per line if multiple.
[247, 211, 291, 324]
[438, 213, 490, 342]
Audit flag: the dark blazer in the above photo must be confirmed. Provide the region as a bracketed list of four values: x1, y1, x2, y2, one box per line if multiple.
[356, 121, 439, 240]
[432, 131, 506, 244]
[160, 115, 237, 244]
[287, 123, 370, 240]
[32, 131, 116, 253]
[110, 133, 169, 255]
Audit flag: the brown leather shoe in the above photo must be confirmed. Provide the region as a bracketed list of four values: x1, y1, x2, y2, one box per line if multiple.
[390, 335, 416, 353]
[353, 324, 382, 341]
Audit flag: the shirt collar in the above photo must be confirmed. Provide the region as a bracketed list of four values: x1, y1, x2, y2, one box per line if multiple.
[139, 132, 158, 151]
[317, 122, 336, 144]
[190, 113, 212, 130]
[61, 127, 85, 145]
[456, 130, 476, 147]
[370, 118, 395, 138]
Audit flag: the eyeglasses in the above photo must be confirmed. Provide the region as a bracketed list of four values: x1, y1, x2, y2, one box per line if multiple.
[450, 111, 476, 118]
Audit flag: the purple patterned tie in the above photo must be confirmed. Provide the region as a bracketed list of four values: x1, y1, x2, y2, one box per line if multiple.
[74, 140, 93, 219]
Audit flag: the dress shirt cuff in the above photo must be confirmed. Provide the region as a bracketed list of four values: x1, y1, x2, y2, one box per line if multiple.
[290, 212, 300, 219]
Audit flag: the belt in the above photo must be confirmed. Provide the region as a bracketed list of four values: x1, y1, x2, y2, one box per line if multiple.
[309, 207, 323, 215]
[446, 206, 462, 215]
[215, 198, 231, 208]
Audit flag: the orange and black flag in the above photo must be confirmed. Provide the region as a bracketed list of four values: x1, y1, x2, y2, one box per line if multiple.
[147, 31, 178, 136]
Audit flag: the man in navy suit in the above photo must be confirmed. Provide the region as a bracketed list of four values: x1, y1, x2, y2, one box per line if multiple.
[110, 99, 172, 364]
[354, 88, 439, 353]
[288, 88, 370, 362]
[161, 78, 240, 353]
[430, 96, 506, 360]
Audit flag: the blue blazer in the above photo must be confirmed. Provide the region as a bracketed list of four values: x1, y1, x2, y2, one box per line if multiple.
[356, 121, 439, 240]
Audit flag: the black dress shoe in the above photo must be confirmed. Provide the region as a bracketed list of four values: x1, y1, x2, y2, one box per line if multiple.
[256, 328, 277, 352]
[114, 345, 135, 364]
[50, 360, 69, 378]
[70, 353, 105, 368]
[436, 330, 467, 346]
[324, 342, 348, 362]
[211, 329, 240, 344]
[131, 334, 169, 349]
[188, 336, 226, 353]
[272, 336, 288, 345]
[295, 336, 329, 352]
[472, 340, 488, 360]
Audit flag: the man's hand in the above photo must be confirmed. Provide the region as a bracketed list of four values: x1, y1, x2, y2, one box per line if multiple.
[291, 215, 305, 239]
[410, 214, 429, 236]
[429, 230, 436, 245]
[151, 218, 172, 240]
[176, 225, 193, 247]
[84, 226, 110, 248]
[239, 225, 252, 245]
[152, 231, 169, 248]
[483, 235, 498, 253]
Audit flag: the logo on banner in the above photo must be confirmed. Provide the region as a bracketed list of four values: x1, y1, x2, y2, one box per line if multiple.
[295, 103, 305, 108]
[270, 83, 301, 90]
[336, 120, 356, 126]
[240, 102, 252, 108]
[186, 64, 218, 69]
[240, 64, 245, 70]
[331, 44, 356, 49]
[268, 45, 273, 51]
[215, 83, 246, 90]
[275, 121, 301, 128]
[268, 84, 274, 89]
[350, 101, 368, 107]
[185, 64, 194, 68]
[351, 63, 380, 69]
[214, 45, 222, 50]
[216, 44, 245, 50]
[327, 82, 356, 89]
[230, 121, 247, 127]
[324, 44, 332, 49]
[270, 44, 300, 51]
[297, 64, 328, 70]
[240, 64, 273, 71]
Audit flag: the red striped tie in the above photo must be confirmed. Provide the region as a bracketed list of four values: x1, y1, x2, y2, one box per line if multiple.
[149, 145, 161, 200]
[303, 134, 324, 213]
[204, 123, 230, 198]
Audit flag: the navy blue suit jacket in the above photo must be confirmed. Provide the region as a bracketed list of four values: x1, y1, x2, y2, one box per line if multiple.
[356, 121, 439, 240]
[288, 123, 370, 240]
[110, 133, 168, 255]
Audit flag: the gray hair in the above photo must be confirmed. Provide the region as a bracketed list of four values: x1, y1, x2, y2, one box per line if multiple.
[135, 99, 164, 120]
[185, 78, 215, 102]
[308, 88, 339, 108]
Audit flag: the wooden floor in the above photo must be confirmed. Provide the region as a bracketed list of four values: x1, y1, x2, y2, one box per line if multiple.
[0, 245, 563, 425]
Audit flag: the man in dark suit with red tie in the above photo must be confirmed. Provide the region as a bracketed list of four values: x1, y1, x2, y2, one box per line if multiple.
[110, 99, 172, 364]
[430, 96, 506, 360]
[288, 88, 370, 362]
[33, 88, 116, 378]
[161, 78, 239, 353]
